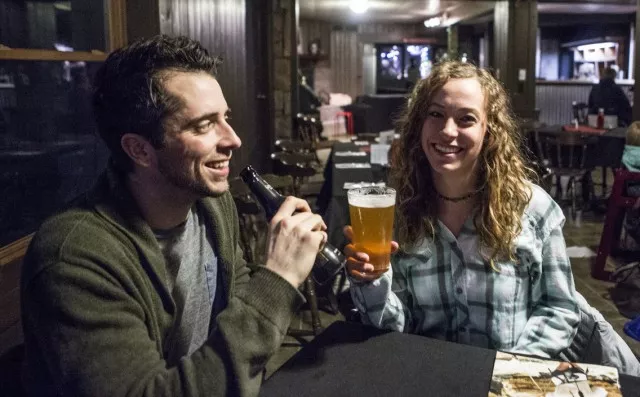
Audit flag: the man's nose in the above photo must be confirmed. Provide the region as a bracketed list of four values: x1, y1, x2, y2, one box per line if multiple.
[220, 125, 242, 149]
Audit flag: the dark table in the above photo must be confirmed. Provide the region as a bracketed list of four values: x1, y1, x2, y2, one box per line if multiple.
[317, 141, 388, 249]
[261, 321, 640, 397]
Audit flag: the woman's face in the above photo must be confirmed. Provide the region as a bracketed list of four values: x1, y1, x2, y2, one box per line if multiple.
[420, 77, 487, 185]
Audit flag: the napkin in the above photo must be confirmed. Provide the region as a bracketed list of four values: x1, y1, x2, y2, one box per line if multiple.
[343, 181, 386, 190]
[370, 144, 390, 165]
[335, 163, 372, 169]
[335, 151, 367, 157]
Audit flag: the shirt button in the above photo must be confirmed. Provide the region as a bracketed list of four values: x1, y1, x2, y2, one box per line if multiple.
[455, 287, 463, 294]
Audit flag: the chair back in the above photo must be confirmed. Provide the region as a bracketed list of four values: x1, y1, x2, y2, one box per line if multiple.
[274, 139, 315, 154]
[572, 102, 589, 124]
[295, 114, 322, 143]
[270, 152, 317, 177]
[535, 131, 598, 170]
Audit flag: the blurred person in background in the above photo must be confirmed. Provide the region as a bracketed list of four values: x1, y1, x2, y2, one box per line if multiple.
[588, 67, 631, 127]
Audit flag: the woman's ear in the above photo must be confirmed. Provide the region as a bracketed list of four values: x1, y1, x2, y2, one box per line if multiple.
[120, 133, 156, 169]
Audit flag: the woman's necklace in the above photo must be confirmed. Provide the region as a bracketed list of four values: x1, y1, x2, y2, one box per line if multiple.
[434, 188, 482, 203]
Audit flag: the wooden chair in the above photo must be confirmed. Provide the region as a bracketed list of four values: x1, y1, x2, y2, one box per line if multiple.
[270, 152, 317, 198]
[274, 139, 315, 154]
[295, 113, 323, 144]
[274, 139, 323, 172]
[594, 168, 640, 280]
[534, 131, 597, 221]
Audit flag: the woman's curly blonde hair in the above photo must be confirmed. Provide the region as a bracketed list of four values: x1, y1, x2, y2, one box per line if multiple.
[390, 61, 534, 267]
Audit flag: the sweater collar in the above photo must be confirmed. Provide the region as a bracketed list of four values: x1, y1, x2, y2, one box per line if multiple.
[88, 163, 234, 302]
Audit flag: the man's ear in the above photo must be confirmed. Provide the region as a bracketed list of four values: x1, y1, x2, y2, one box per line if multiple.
[121, 133, 156, 168]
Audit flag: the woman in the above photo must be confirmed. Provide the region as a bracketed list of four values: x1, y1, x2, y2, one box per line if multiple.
[345, 61, 639, 374]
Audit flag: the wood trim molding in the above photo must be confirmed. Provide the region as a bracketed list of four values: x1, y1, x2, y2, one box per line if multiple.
[0, 234, 33, 267]
[108, 0, 128, 52]
[0, 49, 107, 62]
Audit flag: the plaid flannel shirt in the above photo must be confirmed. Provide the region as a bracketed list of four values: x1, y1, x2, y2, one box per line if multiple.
[350, 184, 580, 358]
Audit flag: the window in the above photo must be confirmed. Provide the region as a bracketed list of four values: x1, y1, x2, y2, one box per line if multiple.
[0, 0, 126, 246]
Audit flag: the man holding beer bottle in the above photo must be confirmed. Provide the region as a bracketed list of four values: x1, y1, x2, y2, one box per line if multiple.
[20, 35, 327, 397]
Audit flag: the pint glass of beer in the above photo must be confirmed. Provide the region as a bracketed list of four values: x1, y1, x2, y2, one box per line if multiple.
[347, 186, 396, 275]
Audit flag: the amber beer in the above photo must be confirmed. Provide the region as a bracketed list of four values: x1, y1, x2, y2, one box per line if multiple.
[347, 187, 396, 275]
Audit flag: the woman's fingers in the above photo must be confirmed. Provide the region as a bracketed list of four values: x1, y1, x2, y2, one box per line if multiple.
[343, 225, 353, 241]
[343, 244, 370, 263]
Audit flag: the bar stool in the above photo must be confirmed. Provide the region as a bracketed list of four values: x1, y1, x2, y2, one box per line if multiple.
[594, 168, 640, 280]
[334, 111, 353, 137]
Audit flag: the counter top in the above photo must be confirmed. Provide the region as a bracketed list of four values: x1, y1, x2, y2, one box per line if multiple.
[537, 79, 634, 86]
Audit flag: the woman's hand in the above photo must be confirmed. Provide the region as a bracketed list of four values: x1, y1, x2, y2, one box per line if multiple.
[343, 225, 399, 283]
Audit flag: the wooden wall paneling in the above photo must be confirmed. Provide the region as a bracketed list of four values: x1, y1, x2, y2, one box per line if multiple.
[493, 0, 537, 119]
[493, 0, 509, 82]
[127, 0, 160, 42]
[245, 0, 273, 173]
[107, 0, 128, 51]
[331, 28, 359, 100]
[299, 18, 331, 56]
[157, 0, 258, 173]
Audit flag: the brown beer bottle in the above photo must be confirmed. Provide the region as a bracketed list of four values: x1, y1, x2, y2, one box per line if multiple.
[239, 165, 345, 285]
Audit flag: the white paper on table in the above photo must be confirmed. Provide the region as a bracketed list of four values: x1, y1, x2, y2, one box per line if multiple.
[378, 130, 395, 144]
[334, 151, 367, 157]
[335, 162, 372, 169]
[343, 181, 386, 190]
[353, 141, 370, 146]
[370, 144, 390, 165]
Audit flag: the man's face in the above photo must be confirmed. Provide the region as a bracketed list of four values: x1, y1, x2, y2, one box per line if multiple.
[154, 71, 241, 198]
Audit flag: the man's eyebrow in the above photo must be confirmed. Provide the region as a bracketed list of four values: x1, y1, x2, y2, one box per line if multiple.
[184, 109, 231, 127]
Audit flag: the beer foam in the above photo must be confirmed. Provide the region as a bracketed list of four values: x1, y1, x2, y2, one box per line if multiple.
[348, 194, 395, 208]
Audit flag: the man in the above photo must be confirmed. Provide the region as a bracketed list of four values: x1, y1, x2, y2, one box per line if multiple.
[588, 67, 632, 127]
[20, 35, 327, 396]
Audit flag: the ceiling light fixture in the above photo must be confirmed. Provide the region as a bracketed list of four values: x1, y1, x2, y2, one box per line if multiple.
[423, 16, 442, 28]
[349, 0, 370, 14]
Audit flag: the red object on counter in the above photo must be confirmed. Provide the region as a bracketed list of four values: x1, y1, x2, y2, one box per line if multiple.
[597, 108, 605, 129]
[561, 125, 606, 135]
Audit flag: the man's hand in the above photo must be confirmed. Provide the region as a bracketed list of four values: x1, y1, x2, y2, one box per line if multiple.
[265, 196, 327, 288]
[343, 226, 398, 283]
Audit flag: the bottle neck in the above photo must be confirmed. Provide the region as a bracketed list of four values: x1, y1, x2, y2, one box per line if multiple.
[240, 167, 285, 219]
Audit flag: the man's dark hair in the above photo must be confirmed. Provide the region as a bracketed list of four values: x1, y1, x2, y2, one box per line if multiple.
[93, 35, 221, 172]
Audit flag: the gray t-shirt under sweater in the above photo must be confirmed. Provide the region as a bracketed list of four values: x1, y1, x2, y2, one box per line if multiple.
[154, 205, 225, 364]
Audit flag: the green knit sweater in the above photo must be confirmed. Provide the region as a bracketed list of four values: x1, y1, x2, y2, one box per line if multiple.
[20, 166, 303, 397]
